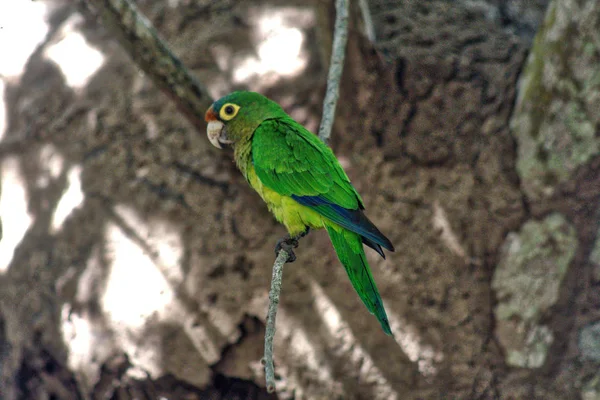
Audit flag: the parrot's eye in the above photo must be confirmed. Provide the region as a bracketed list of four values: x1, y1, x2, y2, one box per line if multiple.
[219, 103, 240, 121]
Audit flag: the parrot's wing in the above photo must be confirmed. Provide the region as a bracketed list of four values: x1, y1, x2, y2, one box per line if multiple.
[252, 118, 394, 252]
[252, 119, 360, 207]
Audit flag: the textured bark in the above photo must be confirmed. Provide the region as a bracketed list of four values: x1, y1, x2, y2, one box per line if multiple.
[1, 0, 599, 399]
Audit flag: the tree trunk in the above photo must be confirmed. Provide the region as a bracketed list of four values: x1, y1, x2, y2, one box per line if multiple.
[0, 0, 598, 399]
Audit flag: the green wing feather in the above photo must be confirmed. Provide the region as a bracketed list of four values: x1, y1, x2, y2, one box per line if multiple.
[252, 118, 394, 253]
[251, 118, 362, 209]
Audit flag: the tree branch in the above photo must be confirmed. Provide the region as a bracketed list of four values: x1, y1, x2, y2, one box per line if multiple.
[317, 0, 349, 143]
[83, 0, 213, 132]
[262, 249, 289, 393]
[263, 0, 349, 392]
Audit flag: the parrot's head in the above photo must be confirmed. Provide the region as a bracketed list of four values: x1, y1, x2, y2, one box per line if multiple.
[205, 91, 285, 149]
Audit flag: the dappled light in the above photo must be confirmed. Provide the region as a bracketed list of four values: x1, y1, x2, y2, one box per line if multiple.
[183, 319, 222, 365]
[37, 144, 65, 187]
[432, 200, 468, 262]
[310, 280, 399, 400]
[387, 310, 442, 376]
[44, 15, 105, 89]
[103, 220, 173, 323]
[102, 207, 183, 328]
[61, 301, 113, 389]
[233, 7, 313, 86]
[61, 306, 93, 370]
[0, 0, 49, 78]
[0, 158, 33, 272]
[101, 209, 185, 379]
[51, 165, 84, 232]
[259, 296, 343, 398]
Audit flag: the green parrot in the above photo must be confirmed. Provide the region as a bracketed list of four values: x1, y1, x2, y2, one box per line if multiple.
[205, 91, 394, 335]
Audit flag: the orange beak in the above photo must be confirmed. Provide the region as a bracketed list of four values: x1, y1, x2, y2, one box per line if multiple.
[205, 105, 217, 122]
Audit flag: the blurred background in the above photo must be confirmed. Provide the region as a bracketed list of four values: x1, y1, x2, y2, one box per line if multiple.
[1, 0, 599, 399]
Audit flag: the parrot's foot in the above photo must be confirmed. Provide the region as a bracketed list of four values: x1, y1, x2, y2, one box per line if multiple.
[274, 227, 310, 263]
[298, 226, 310, 238]
[275, 235, 299, 263]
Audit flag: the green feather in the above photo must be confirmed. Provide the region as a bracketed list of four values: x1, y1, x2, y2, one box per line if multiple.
[325, 223, 392, 335]
[252, 119, 362, 210]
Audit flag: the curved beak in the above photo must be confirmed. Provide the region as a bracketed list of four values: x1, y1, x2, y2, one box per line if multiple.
[205, 105, 232, 149]
[207, 120, 225, 149]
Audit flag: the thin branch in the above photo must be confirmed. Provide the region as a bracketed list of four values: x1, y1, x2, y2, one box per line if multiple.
[263, 0, 349, 392]
[262, 249, 289, 393]
[317, 0, 349, 143]
[83, 0, 213, 132]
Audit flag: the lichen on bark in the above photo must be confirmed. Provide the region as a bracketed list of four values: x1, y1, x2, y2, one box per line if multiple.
[511, 0, 600, 200]
[492, 213, 577, 367]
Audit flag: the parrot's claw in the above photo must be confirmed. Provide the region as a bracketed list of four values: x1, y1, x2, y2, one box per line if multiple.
[275, 227, 310, 263]
[298, 227, 310, 238]
[275, 235, 299, 263]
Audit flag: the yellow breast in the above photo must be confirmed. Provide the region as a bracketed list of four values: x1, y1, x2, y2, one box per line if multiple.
[246, 166, 326, 236]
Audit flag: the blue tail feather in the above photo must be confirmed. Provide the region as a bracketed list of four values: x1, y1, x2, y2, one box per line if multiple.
[363, 237, 385, 258]
[292, 194, 394, 254]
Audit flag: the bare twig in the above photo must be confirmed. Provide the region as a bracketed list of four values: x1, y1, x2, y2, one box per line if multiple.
[83, 0, 213, 131]
[262, 249, 289, 393]
[317, 0, 349, 143]
[263, 0, 349, 392]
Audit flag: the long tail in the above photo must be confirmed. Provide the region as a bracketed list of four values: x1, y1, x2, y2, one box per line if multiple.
[325, 223, 392, 335]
